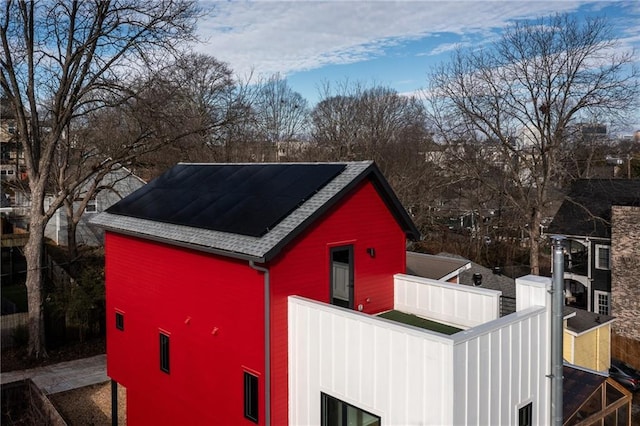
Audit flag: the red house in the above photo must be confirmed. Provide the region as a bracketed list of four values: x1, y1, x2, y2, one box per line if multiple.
[92, 161, 419, 425]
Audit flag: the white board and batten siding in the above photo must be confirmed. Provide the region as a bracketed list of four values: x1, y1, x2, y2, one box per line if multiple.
[394, 273, 501, 329]
[288, 275, 552, 425]
[288, 296, 455, 426]
[451, 305, 549, 425]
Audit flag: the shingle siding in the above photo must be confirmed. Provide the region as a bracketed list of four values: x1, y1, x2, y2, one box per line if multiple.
[610, 205, 640, 369]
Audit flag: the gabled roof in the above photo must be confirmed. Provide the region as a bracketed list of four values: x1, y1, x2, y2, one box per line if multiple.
[405, 252, 471, 281]
[547, 179, 640, 238]
[91, 161, 420, 262]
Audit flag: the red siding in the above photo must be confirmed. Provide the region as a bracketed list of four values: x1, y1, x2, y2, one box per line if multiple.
[268, 180, 407, 425]
[105, 232, 266, 425]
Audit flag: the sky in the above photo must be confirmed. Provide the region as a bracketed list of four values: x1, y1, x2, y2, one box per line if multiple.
[194, 1, 640, 133]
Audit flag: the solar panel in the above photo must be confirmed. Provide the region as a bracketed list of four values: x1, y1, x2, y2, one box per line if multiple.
[107, 163, 346, 237]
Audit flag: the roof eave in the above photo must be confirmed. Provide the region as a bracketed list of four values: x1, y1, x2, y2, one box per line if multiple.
[99, 224, 265, 263]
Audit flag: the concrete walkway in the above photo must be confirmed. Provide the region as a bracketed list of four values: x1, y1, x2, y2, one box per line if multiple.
[0, 354, 107, 395]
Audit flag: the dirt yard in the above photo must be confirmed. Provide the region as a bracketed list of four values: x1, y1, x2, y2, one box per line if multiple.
[50, 381, 126, 426]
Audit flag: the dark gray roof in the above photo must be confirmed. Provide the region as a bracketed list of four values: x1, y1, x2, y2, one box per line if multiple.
[547, 179, 640, 238]
[459, 262, 516, 298]
[564, 306, 615, 335]
[91, 161, 420, 262]
[406, 252, 470, 281]
[436, 253, 517, 298]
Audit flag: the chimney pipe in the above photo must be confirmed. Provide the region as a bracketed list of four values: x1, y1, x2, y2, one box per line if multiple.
[551, 236, 565, 426]
[472, 273, 482, 286]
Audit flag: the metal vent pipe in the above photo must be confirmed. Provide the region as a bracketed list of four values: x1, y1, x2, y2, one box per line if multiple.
[551, 236, 565, 426]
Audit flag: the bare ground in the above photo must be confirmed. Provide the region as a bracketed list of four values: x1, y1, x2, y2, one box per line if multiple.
[49, 381, 126, 426]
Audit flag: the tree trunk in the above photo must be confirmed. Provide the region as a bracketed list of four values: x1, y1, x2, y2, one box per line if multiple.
[65, 201, 79, 260]
[24, 213, 48, 359]
[528, 210, 543, 276]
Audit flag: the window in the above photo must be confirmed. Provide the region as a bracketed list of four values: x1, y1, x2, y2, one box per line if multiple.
[159, 332, 170, 373]
[594, 291, 610, 315]
[85, 199, 98, 213]
[595, 245, 610, 270]
[518, 402, 533, 426]
[115, 312, 124, 331]
[321, 393, 380, 426]
[244, 372, 259, 423]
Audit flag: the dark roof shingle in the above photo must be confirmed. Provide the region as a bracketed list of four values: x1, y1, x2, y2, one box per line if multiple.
[548, 179, 640, 238]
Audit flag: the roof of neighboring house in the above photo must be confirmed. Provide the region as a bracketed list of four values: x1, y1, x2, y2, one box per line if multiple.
[563, 364, 608, 422]
[91, 161, 420, 262]
[435, 253, 517, 298]
[563, 306, 615, 335]
[547, 179, 640, 238]
[405, 252, 471, 281]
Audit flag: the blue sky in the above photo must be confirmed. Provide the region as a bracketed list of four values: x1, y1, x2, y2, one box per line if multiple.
[195, 1, 640, 133]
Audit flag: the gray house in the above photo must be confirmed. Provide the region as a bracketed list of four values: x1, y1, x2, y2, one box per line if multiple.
[45, 166, 145, 247]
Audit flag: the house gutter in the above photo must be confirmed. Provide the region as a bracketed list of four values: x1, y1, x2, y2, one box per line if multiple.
[550, 236, 565, 426]
[249, 261, 271, 426]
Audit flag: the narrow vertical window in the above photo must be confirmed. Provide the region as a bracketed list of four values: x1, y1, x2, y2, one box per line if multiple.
[160, 332, 170, 373]
[595, 244, 611, 270]
[518, 402, 532, 426]
[243, 372, 258, 423]
[115, 312, 124, 331]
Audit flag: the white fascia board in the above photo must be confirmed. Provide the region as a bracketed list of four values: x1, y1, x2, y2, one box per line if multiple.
[450, 306, 546, 345]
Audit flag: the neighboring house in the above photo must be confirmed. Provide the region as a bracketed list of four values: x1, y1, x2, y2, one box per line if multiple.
[547, 179, 640, 371]
[547, 179, 640, 316]
[1, 98, 26, 181]
[44, 166, 145, 247]
[93, 161, 563, 425]
[405, 251, 470, 283]
[563, 307, 615, 373]
[408, 252, 517, 316]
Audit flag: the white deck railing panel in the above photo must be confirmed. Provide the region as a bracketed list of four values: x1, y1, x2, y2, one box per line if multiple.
[394, 273, 501, 329]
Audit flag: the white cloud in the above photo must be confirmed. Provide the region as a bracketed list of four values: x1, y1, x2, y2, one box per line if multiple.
[195, 1, 586, 78]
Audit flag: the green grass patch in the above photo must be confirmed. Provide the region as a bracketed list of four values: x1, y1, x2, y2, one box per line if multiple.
[378, 310, 462, 335]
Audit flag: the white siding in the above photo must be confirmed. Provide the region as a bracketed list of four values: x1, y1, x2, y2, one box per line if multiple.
[288, 297, 455, 426]
[394, 274, 501, 329]
[451, 306, 548, 425]
[288, 275, 552, 426]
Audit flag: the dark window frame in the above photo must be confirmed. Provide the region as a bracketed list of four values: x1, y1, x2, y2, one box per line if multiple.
[115, 312, 124, 331]
[321, 392, 380, 426]
[518, 402, 533, 426]
[244, 371, 259, 423]
[159, 332, 170, 374]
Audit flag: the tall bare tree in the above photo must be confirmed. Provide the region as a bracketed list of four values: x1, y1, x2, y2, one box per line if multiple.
[252, 74, 309, 146]
[1, 0, 199, 358]
[426, 13, 639, 274]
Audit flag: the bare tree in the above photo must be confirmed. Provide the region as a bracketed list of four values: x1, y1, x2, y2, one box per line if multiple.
[309, 82, 443, 234]
[426, 13, 639, 274]
[253, 74, 309, 143]
[0, 0, 199, 358]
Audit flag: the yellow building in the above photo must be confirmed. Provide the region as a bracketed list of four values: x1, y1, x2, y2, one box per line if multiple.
[563, 307, 615, 373]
